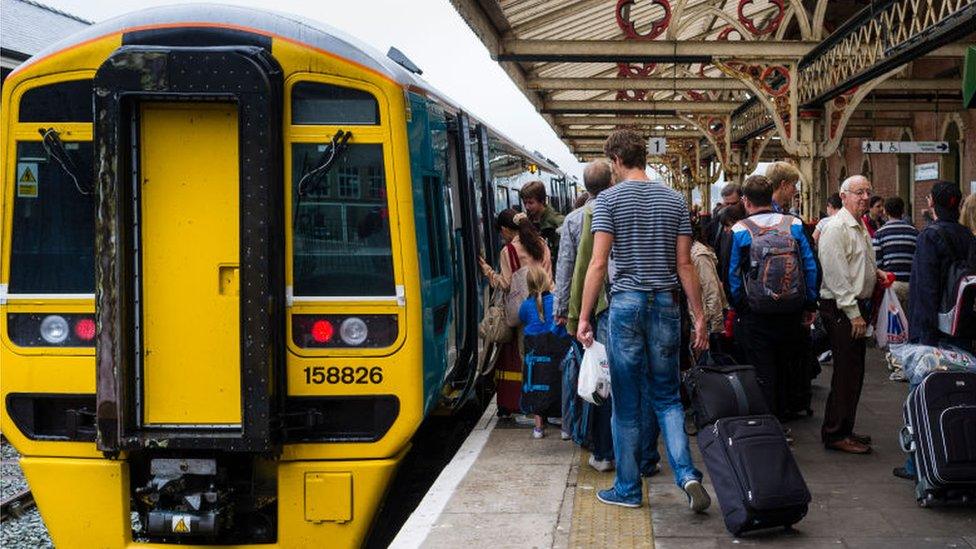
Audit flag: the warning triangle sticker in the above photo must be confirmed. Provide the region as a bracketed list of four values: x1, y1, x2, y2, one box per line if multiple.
[173, 518, 189, 533]
[18, 167, 36, 184]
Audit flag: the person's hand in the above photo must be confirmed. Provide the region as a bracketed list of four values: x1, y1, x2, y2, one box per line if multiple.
[802, 310, 817, 328]
[478, 256, 491, 276]
[877, 269, 895, 288]
[576, 319, 594, 348]
[692, 317, 709, 352]
[555, 315, 567, 326]
[850, 316, 867, 339]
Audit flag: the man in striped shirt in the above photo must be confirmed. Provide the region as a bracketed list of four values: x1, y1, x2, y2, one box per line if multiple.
[577, 129, 711, 513]
[873, 196, 918, 312]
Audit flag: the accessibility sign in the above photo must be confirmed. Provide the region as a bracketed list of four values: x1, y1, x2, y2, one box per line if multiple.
[646, 137, 667, 155]
[861, 141, 949, 154]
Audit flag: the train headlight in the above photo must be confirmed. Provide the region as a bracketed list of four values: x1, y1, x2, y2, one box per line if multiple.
[39, 315, 70, 344]
[339, 317, 369, 346]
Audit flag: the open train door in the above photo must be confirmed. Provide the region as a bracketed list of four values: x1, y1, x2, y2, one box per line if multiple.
[92, 46, 285, 452]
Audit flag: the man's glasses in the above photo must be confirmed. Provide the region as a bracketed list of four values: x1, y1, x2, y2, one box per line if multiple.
[848, 188, 873, 196]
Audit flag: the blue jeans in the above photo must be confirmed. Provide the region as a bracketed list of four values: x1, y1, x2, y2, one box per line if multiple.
[608, 290, 701, 502]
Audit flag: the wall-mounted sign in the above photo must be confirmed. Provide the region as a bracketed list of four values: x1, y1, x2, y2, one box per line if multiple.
[862, 141, 949, 154]
[914, 162, 939, 182]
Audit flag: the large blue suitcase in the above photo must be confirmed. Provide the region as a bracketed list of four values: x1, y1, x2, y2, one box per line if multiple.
[900, 371, 976, 507]
[697, 415, 810, 535]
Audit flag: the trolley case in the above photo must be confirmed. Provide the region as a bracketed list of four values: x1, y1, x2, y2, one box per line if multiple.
[698, 415, 810, 535]
[684, 354, 768, 429]
[900, 371, 976, 507]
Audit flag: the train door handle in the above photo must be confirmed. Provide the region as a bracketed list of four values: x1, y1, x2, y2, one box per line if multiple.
[219, 264, 240, 296]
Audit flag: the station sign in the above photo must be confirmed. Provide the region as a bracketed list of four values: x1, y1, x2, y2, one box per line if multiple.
[647, 137, 667, 155]
[861, 141, 949, 154]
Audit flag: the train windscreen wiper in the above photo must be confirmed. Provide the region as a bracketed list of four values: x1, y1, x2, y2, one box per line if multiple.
[39, 127, 92, 195]
[296, 129, 353, 197]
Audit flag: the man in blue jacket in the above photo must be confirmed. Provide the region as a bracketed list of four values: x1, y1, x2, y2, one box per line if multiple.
[728, 175, 818, 427]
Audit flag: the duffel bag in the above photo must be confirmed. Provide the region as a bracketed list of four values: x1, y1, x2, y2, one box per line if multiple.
[683, 351, 768, 429]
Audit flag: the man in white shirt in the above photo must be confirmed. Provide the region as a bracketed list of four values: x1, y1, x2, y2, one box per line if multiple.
[817, 175, 890, 454]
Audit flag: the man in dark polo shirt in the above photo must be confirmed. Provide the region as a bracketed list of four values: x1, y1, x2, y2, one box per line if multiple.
[577, 129, 711, 513]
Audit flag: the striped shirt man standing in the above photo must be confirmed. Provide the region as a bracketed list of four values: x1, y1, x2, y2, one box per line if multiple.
[873, 196, 917, 310]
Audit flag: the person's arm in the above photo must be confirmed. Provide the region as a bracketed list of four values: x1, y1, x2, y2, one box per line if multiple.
[553, 218, 579, 322]
[818, 224, 862, 330]
[678, 235, 708, 351]
[693, 252, 722, 331]
[482, 246, 513, 291]
[726, 227, 747, 310]
[576, 232, 612, 347]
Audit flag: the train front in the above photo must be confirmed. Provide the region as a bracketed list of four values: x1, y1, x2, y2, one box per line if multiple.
[0, 7, 431, 547]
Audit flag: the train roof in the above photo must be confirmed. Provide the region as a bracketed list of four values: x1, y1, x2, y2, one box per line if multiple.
[10, 3, 565, 176]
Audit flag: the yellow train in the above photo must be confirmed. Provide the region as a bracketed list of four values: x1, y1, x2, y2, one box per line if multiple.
[0, 5, 573, 547]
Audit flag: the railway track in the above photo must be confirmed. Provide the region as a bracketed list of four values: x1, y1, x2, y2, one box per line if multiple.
[1, 489, 35, 522]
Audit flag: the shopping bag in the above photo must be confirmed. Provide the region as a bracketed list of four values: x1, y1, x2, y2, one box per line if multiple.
[875, 287, 909, 349]
[577, 341, 610, 405]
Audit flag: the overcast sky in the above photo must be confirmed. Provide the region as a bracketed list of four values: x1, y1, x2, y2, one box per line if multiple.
[38, 0, 588, 181]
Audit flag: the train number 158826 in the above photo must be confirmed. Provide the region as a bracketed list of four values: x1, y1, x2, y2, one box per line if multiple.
[303, 366, 383, 385]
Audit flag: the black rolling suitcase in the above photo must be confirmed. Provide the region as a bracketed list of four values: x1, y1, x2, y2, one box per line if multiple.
[900, 371, 976, 507]
[698, 415, 811, 535]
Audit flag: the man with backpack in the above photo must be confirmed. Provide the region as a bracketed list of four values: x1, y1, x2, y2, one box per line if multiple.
[818, 175, 891, 454]
[728, 175, 818, 427]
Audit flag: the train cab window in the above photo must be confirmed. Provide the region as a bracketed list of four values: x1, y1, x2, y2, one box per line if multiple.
[292, 82, 379, 125]
[9, 141, 95, 293]
[18, 80, 93, 122]
[292, 142, 395, 296]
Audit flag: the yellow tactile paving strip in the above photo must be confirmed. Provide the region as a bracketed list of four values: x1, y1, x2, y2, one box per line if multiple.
[569, 450, 654, 548]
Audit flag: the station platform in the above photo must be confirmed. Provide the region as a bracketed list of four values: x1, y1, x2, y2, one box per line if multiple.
[392, 348, 976, 548]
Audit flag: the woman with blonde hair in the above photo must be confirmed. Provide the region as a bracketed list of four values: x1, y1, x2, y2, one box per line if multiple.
[480, 210, 553, 418]
[961, 193, 976, 235]
[518, 265, 569, 438]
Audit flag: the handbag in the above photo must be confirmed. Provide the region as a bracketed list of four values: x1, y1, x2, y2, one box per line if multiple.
[479, 288, 513, 343]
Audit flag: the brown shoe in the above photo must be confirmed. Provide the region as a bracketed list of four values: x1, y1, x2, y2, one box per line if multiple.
[850, 432, 872, 445]
[826, 437, 872, 454]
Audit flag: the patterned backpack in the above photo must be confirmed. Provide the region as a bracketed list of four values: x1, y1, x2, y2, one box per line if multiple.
[740, 216, 805, 314]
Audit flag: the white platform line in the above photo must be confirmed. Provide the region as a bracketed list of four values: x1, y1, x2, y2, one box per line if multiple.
[390, 399, 499, 549]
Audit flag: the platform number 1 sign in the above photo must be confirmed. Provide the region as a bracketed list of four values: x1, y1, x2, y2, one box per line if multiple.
[647, 137, 667, 155]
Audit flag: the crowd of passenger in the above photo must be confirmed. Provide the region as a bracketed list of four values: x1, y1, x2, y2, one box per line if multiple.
[479, 128, 976, 513]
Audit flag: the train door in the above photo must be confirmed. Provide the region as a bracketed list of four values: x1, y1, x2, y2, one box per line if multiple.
[93, 46, 283, 452]
[139, 102, 242, 426]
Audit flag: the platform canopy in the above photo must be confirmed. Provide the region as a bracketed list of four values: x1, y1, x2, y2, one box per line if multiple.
[452, 0, 976, 213]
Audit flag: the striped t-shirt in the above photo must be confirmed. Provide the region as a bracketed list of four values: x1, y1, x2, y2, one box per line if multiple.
[591, 180, 692, 293]
[872, 218, 918, 282]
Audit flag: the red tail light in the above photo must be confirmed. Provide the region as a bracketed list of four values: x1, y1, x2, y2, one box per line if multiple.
[74, 318, 96, 341]
[311, 319, 334, 343]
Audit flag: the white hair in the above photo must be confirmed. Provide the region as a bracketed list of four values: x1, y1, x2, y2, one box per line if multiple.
[840, 175, 869, 193]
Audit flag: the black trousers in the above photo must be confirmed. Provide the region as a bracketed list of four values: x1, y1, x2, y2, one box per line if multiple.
[735, 311, 803, 418]
[819, 299, 868, 444]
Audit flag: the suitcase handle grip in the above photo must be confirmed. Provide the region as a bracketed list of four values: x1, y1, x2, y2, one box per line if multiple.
[898, 425, 915, 453]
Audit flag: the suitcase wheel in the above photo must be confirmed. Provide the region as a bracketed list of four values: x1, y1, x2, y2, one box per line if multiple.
[917, 494, 934, 508]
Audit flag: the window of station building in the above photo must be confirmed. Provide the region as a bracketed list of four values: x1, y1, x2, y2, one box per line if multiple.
[291, 142, 394, 296]
[9, 141, 95, 293]
[18, 79, 93, 122]
[292, 81, 379, 125]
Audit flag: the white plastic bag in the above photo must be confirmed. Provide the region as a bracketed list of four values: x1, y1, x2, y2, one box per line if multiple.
[875, 287, 909, 349]
[577, 341, 611, 405]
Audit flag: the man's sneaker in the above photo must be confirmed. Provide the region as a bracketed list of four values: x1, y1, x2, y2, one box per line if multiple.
[546, 417, 563, 426]
[531, 427, 545, 439]
[588, 455, 615, 472]
[514, 414, 536, 426]
[892, 466, 914, 480]
[682, 480, 711, 513]
[560, 430, 572, 441]
[818, 350, 832, 363]
[640, 463, 662, 478]
[596, 488, 640, 508]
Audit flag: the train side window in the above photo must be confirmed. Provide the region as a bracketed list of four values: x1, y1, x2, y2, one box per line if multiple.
[9, 141, 95, 293]
[292, 82, 379, 125]
[18, 80, 93, 122]
[292, 143, 395, 296]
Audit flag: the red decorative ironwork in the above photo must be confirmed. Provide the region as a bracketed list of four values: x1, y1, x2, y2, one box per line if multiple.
[737, 0, 785, 36]
[616, 89, 648, 101]
[616, 62, 656, 101]
[616, 0, 672, 41]
[716, 26, 742, 41]
[759, 65, 790, 97]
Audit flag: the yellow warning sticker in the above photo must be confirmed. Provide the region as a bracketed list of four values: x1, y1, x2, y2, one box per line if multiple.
[16, 163, 38, 198]
[172, 516, 191, 533]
